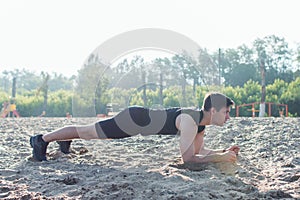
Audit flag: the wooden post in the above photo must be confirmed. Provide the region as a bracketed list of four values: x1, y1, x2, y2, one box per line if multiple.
[259, 58, 266, 117]
[236, 105, 239, 117]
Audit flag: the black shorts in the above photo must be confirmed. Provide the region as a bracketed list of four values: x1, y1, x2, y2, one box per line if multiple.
[95, 106, 178, 139]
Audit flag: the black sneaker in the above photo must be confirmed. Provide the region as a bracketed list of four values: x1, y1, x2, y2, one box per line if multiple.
[56, 140, 72, 154]
[29, 134, 49, 161]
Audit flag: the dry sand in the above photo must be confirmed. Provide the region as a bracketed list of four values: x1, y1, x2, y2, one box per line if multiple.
[0, 117, 299, 199]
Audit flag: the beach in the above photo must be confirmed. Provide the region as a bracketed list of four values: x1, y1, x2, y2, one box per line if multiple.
[0, 117, 299, 199]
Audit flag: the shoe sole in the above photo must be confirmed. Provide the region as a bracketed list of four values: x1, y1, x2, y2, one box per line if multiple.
[57, 141, 72, 154]
[29, 136, 47, 161]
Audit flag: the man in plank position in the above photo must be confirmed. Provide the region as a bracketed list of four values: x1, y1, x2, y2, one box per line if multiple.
[30, 92, 239, 163]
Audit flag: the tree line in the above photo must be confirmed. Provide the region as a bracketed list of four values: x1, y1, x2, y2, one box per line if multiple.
[0, 78, 299, 117]
[1, 34, 300, 117]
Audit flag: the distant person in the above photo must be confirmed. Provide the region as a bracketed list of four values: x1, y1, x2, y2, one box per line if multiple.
[1, 101, 8, 109]
[1, 101, 8, 111]
[1, 101, 9, 118]
[66, 112, 72, 119]
[39, 111, 46, 117]
[279, 108, 284, 118]
[9, 102, 20, 118]
[30, 92, 240, 163]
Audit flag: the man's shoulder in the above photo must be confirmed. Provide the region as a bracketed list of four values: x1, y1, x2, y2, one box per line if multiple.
[177, 108, 203, 124]
[179, 108, 202, 115]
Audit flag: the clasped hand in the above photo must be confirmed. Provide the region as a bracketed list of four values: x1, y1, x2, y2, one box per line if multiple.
[222, 145, 240, 162]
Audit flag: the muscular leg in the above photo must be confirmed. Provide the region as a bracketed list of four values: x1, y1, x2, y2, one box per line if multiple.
[42, 123, 99, 142]
[30, 123, 99, 161]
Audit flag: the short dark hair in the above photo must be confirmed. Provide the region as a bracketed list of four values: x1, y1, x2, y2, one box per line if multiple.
[202, 92, 234, 111]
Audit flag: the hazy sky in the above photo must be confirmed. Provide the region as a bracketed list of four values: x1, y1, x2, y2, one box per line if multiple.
[1, 0, 299, 77]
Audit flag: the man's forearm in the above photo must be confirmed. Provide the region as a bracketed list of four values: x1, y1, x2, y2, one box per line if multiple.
[188, 153, 225, 163]
[201, 148, 225, 155]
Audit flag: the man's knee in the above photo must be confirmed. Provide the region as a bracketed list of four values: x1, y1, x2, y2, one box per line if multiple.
[77, 124, 99, 140]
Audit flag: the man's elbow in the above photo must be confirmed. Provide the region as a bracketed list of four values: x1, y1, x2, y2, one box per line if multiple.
[182, 154, 196, 163]
[182, 154, 209, 163]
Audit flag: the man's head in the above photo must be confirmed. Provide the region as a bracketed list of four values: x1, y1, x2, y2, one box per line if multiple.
[202, 92, 234, 126]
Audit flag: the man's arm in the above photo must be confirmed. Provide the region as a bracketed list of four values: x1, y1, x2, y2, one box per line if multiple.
[176, 114, 198, 162]
[201, 146, 240, 156]
[194, 132, 224, 155]
[190, 131, 237, 163]
[191, 151, 237, 163]
[201, 147, 225, 155]
[177, 114, 238, 163]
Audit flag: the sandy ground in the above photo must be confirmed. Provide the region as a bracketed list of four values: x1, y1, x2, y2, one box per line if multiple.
[0, 117, 299, 199]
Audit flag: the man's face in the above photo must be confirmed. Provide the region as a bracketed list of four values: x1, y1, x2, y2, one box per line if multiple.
[211, 106, 231, 126]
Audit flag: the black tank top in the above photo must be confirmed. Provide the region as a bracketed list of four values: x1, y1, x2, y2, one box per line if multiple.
[152, 107, 205, 135]
[96, 106, 205, 139]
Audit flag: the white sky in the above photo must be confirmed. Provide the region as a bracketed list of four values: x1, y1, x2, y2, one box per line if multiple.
[0, 0, 299, 77]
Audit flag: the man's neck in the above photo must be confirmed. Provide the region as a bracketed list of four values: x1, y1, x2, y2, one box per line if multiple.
[200, 110, 211, 126]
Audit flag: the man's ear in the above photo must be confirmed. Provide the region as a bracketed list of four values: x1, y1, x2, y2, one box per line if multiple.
[210, 107, 216, 114]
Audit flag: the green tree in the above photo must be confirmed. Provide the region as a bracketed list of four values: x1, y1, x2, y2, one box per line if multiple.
[281, 77, 300, 116]
[75, 53, 110, 116]
[221, 45, 259, 87]
[172, 54, 190, 106]
[48, 73, 75, 91]
[253, 35, 293, 84]
[16, 69, 41, 92]
[112, 56, 145, 90]
[47, 90, 73, 117]
[198, 48, 219, 86]
[266, 79, 288, 103]
[36, 72, 50, 114]
[152, 57, 172, 106]
[183, 52, 202, 96]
